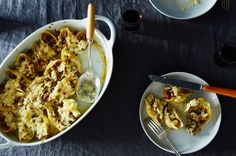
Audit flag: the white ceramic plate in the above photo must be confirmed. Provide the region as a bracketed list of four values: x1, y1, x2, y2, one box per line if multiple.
[149, 0, 217, 19]
[139, 72, 221, 154]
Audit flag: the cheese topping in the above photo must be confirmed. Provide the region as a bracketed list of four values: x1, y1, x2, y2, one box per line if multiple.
[0, 28, 88, 142]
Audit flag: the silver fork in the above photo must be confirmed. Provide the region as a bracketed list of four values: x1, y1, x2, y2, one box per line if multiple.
[221, 0, 230, 11]
[145, 118, 181, 156]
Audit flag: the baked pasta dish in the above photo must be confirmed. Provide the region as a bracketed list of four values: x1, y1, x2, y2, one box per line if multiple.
[163, 86, 191, 103]
[145, 93, 183, 129]
[185, 98, 212, 135]
[0, 28, 88, 142]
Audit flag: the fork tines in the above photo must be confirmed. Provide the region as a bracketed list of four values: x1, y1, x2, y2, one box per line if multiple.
[221, 0, 230, 11]
[145, 118, 166, 139]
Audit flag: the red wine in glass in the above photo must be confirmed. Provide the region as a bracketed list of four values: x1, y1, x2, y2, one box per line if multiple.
[214, 42, 236, 67]
[121, 3, 142, 31]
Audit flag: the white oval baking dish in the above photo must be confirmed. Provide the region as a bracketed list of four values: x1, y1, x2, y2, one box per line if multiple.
[0, 15, 116, 149]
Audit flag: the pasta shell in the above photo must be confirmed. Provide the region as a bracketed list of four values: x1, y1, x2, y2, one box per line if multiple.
[41, 30, 58, 46]
[164, 104, 183, 129]
[145, 94, 167, 125]
[16, 53, 31, 66]
[163, 86, 191, 103]
[185, 98, 212, 135]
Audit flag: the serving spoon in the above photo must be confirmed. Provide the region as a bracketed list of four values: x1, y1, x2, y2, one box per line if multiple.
[76, 2, 101, 103]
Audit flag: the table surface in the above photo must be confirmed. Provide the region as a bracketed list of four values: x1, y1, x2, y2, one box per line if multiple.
[1, 0, 236, 155]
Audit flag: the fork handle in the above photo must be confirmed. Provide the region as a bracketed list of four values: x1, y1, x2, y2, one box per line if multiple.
[165, 137, 181, 156]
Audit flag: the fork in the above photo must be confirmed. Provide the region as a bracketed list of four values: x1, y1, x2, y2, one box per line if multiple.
[145, 118, 181, 156]
[221, 0, 230, 11]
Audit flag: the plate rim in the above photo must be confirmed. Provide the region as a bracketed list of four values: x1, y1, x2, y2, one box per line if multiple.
[139, 71, 222, 154]
[149, 0, 217, 20]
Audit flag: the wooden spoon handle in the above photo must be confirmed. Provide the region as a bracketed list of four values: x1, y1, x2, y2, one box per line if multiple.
[203, 85, 236, 98]
[86, 2, 95, 41]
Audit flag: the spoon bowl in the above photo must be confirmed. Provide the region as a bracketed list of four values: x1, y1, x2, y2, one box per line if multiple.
[77, 69, 101, 103]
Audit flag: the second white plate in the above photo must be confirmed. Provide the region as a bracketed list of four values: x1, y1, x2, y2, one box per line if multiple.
[149, 0, 217, 19]
[139, 72, 221, 154]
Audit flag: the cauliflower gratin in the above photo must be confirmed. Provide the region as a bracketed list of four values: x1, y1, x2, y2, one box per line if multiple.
[0, 28, 88, 142]
[145, 93, 183, 129]
[163, 86, 191, 103]
[185, 98, 212, 135]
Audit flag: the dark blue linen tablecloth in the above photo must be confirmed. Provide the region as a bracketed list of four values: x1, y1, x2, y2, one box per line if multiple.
[1, 0, 236, 155]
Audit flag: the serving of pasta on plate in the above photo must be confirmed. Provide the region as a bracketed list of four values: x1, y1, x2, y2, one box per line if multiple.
[0, 28, 91, 142]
